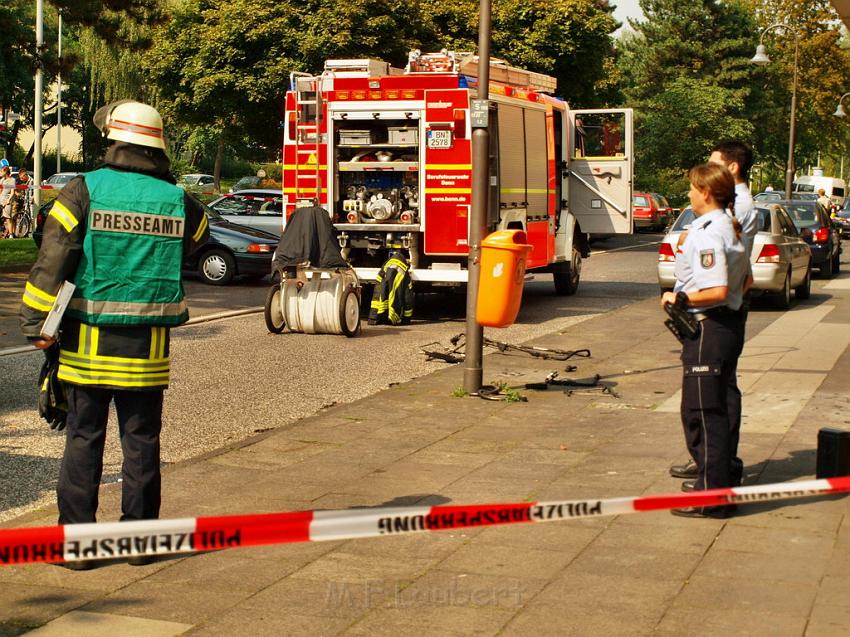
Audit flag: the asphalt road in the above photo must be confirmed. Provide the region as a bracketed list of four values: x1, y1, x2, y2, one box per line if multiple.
[0, 232, 666, 522]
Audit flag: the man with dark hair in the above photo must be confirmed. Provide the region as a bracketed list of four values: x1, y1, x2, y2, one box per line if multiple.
[709, 141, 755, 258]
[669, 140, 755, 490]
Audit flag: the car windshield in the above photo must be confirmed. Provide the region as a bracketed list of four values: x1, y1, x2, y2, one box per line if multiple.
[212, 197, 248, 214]
[782, 203, 819, 228]
[672, 208, 694, 230]
[180, 175, 199, 185]
[633, 195, 650, 206]
[754, 192, 782, 202]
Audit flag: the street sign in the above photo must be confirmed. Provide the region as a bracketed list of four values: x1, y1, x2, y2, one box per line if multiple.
[471, 99, 489, 128]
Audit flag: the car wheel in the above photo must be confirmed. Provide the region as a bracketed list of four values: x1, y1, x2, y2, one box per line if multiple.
[198, 249, 235, 285]
[264, 284, 286, 333]
[339, 287, 361, 337]
[773, 269, 791, 309]
[795, 263, 811, 300]
[553, 248, 581, 296]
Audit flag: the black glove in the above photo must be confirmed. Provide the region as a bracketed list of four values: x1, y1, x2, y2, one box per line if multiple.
[663, 292, 700, 343]
[37, 344, 68, 431]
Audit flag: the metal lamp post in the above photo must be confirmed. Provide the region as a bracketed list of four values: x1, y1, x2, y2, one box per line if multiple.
[834, 94, 850, 181]
[462, 0, 492, 394]
[56, 8, 63, 174]
[33, 0, 44, 207]
[751, 23, 800, 201]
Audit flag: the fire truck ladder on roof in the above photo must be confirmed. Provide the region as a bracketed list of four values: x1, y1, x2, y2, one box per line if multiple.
[290, 71, 323, 206]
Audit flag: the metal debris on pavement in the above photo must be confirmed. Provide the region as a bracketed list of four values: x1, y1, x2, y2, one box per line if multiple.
[420, 333, 591, 364]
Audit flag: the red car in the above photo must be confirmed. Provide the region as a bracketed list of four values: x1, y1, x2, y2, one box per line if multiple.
[632, 192, 670, 232]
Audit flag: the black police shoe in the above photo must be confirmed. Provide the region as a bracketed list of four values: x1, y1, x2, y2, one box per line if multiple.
[669, 459, 698, 479]
[681, 480, 697, 493]
[53, 559, 96, 571]
[671, 506, 735, 519]
[127, 555, 156, 567]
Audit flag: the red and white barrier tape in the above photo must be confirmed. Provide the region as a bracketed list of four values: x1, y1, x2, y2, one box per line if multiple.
[2, 476, 848, 566]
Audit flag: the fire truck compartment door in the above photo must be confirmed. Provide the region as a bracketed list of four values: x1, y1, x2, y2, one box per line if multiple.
[568, 109, 633, 235]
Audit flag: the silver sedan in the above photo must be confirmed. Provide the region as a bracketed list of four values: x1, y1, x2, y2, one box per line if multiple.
[658, 204, 812, 308]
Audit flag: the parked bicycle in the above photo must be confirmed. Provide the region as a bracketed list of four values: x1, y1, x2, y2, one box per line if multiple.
[11, 186, 33, 238]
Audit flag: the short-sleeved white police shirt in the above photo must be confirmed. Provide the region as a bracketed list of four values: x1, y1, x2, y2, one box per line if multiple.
[674, 208, 748, 312]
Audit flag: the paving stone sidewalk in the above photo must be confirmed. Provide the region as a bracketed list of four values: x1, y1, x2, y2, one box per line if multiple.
[2, 286, 850, 636]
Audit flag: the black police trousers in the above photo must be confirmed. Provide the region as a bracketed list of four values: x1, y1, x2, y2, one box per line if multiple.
[680, 311, 745, 500]
[57, 385, 163, 524]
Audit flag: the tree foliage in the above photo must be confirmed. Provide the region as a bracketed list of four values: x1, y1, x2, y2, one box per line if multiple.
[419, 0, 618, 106]
[619, 0, 850, 194]
[618, 0, 761, 194]
[739, 0, 850, 178]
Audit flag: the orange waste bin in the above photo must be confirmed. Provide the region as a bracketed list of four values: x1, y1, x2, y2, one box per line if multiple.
[476, 230, 532, 328]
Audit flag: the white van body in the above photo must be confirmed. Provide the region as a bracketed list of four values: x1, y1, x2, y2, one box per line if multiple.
[793, 175, 846, 207]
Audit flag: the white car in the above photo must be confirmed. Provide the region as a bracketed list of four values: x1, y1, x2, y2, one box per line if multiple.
[658, 204, 812, 308]
[178, 173, 216, 194]
[42, 172, 81, 190]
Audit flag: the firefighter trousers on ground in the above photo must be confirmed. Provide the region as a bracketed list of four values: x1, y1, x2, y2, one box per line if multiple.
[58, 386, 164, 524]
[369, 254, 414, 325]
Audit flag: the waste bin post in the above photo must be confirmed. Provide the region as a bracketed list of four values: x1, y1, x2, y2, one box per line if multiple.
[476, 231, 532, 328]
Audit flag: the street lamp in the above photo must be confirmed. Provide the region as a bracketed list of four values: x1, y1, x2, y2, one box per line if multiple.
[833, 93, 850, 119]
[751, 23, 800, 200]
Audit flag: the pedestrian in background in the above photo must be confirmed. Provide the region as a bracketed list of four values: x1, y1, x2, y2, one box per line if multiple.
[20, 100, 209, 569]
[816, 188, 833, 212]
[662, 163, 750, 519]
[13, 167, 31, 219]
[1, 166, 15, 238]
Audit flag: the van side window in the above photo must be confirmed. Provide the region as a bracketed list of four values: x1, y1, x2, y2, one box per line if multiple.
[834, 187, 845, 198]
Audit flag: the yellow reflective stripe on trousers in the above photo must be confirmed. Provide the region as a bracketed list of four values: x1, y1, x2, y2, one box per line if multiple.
[68, 297, 188, 317]
[49, 200, 79, 232]
[148, 326, 166, 359]
[59, 352, 170, 373]
[193, 214, 208, 242]
[58, 365, 170, 388]
[150, 326, 159, 359]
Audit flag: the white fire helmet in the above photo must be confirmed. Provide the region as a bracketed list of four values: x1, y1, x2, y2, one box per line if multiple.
[94, 100, 166, 150]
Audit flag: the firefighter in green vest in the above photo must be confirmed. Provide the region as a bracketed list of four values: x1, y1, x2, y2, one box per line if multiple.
[20, 101, 209, 569]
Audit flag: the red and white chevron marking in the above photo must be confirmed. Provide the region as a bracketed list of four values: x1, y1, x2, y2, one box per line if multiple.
[2, 476, 849, 566]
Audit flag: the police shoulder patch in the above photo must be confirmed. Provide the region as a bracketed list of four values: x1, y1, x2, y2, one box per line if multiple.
[700, 249, 715, 268]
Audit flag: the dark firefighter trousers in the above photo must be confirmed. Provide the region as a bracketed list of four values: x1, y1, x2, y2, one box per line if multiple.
[58, 386, 163, 524]
[680, 311, 745, 508]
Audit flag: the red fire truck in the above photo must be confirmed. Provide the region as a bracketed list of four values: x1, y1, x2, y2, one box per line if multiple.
[282, 50, 633, 295]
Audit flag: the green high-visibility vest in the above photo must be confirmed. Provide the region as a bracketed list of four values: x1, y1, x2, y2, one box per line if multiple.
[67, 168, 188, 326]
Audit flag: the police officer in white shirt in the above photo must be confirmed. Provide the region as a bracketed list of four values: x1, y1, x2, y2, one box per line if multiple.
[662, 163, 751, 518]
[670, 141, 755, 487]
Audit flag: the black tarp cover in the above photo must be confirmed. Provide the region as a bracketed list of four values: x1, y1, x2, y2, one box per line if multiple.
[272, 206, 347, 270]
